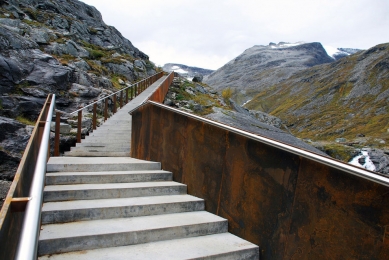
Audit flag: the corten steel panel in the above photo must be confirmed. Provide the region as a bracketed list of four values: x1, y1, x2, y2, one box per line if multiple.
[131, 103, 389, 260]
[284, 157, 389, 260]
[148, 73, 174, 103]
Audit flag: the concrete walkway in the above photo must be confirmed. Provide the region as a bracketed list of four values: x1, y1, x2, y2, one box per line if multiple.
[39, 76, 259, 259]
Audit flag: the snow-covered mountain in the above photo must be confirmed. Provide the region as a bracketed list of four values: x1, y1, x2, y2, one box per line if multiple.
[323, 46, 362, 60]
[163, 63, 214, 79]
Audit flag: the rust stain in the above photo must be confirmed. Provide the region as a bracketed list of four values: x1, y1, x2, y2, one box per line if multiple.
[131, 102, 389, 260]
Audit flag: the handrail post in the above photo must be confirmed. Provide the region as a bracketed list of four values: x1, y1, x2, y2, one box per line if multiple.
[113, 94, 117, 114]
[120, 91, 123, 108]
[54, 111, 60, 156]
[126, 88, 129, 103]
[104, 98, 108, 121]
[93, 102, 97, 130]
[135, 83, 137, 97]
[77, 109, 82, 143]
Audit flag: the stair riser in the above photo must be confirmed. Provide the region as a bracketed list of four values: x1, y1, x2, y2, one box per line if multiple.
[47, 162, 160, 172]
[70, 147, 130, 152]
[201, 249, 260, 260]
[41, 200, 204, 224]
[76, 141, 130, 146]
[87, 133, 131, 137]
[64, 152, 131, 157]
[38, 221, 228, 256]
[46, 172, 172, 185]
[43, 186, 187, 202]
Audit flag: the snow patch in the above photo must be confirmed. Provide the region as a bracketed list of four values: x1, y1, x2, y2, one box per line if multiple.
[349, 151, 376, 171]
[171, 65, 180, 70]
[270, 42, 305, 49]
[242, 99, 252, 106]
[174, 68, 188, 74]
[323, 45, 351, 59]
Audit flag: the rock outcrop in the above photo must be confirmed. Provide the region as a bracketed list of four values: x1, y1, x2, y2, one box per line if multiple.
[0, 0, 156, 184]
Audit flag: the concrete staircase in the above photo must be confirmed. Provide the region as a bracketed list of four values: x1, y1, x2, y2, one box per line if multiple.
[39, 78, 259, 259]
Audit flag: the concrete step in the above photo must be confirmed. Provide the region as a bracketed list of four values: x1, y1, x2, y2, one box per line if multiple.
[45, 170, 172, 185]
[64, 151, 130, 157]
[70, 146, 130, 152]
[93, 125, 131, 130]
[47, 157, 160, 172]
[38, 211, 228, 256]
[87, 132, 131, 137]
[38, 233, 259, 260]
[76, 140, 130, 146]
[41, 194, 204, 224]
[43, 181, 187, 202]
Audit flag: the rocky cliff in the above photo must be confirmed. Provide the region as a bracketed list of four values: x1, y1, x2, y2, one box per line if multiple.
[204, 42, 335, 105]
[0, 0, 156, 206]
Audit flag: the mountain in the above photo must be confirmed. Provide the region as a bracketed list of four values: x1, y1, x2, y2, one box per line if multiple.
[244, 43, 389, 173]
[244, 43, 389, 142]
[0, 0, 156, 203]
[204, 42, 335, 105]
[323, 46, 361, 60]
[163, 63, 214, 79]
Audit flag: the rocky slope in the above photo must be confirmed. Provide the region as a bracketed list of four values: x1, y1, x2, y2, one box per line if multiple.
[163, 63, 214, 80]
[163, 76, 326, 155]
[243, 43, 389, 174]
[204, 42, 335, 105]
[0, 0, 156, 207]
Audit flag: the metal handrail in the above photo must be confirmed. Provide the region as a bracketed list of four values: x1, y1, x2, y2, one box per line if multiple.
[141, 101, 389, 187]
[54, 72, 164, 155]
[68, 72, 163, 115]
[14, 95, 55, 260]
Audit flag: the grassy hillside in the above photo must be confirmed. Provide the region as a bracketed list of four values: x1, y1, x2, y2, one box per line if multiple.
[245, 43, 389, 148]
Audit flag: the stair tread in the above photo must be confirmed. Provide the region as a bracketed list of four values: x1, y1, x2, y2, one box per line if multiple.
[42, 194, 202, 212]
[39, 211, 226, 241]
[46, 170, 171, 176]
[44, 181, 185, 192]
[38, 233, 259, 260]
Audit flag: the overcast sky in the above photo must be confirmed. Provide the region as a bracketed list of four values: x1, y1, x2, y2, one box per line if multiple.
[80, 0, 388, 70]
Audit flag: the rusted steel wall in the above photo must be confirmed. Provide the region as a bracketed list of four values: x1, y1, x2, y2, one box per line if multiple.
[131, 103, 389, 260]
[148, 72, 174, 103]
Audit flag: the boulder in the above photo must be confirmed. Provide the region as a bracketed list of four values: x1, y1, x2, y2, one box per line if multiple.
[192, 75, 203, 83]
[50, 122, 71, 134]
[69, 83, 101, 98]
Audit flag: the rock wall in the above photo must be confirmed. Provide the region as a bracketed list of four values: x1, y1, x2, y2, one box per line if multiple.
[0, 0, 156, 205]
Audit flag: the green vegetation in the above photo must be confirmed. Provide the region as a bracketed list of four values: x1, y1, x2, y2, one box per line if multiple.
[221, 87, 232, 101]
[16, 116, 36, 126]
[111, 74, 127, 89]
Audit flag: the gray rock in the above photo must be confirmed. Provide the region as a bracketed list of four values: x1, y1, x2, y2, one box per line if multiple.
[21, 87, 48, 98]
[335, 138, 347, 143]
[72, 59, 91, 71]
[195, 84, 207, 94]
[69, 83, 101, 98]
[50, 122, 71, 134]
[249, 110, 283, 129]
[26, 60, 74, 90]
[192, 75, 203, 83]
[163, 98, 174, 106]
[30, 28, 50, 44]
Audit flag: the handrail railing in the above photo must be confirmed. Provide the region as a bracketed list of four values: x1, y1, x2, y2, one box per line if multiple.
[54, 71, 164, 155]
[130, 99, 389, 259]
[0, 71, 164, 259]
[0, 94, 55, 260]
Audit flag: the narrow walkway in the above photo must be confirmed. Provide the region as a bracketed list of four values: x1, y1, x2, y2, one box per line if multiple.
[39, 77, 259, 259]
[65, 75, 168, 157]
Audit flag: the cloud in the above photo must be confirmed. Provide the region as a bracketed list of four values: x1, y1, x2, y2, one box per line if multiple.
[81, 0, 389, 70]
